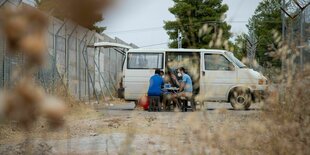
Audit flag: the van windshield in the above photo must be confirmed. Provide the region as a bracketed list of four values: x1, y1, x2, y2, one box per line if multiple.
[127, 53, 163, 69]
[225, 52, 247, 68]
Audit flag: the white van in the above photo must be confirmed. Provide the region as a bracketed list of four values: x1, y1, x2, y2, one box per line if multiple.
[120, 49, 268, 109]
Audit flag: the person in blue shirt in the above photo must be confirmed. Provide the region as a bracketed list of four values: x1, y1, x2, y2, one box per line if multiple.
[172, 67, 193, 96]
[147, 69, 164, 96]
[171, 67, 193, 110]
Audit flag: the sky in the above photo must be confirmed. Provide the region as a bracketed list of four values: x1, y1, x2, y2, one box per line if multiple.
[100, 0, 262, 48]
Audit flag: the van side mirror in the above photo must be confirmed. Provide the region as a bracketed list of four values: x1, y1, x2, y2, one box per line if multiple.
[229, 64, 235, 71]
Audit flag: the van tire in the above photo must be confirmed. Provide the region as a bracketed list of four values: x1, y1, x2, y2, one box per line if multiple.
[229, 87, 252, 110]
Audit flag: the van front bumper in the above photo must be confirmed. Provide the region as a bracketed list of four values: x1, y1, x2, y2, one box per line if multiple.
[253, 90, 267, 100]
[252, 86, 269, 101]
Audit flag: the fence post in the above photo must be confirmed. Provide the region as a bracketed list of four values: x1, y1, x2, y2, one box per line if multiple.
[54, 20, 67, 92]
[75, 28, 78, 98]
[94, 50, 114, 100]
[86, 39, 90, 102]
[109, 48, 112, 91]
[94, 48, 106, 101]
[81, 33, 100, 104]
[300, 11, 304, 72]
[52, 19, 56, 92]
[1, 31, 5, 88]
[78, 31, 89, 100]
[65, 24, 68, 96]
[66, 24, 78, 95]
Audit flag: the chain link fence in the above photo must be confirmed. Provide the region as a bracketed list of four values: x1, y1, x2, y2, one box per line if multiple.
[282, 2, 310, 74]
[0, 0, 137, 103]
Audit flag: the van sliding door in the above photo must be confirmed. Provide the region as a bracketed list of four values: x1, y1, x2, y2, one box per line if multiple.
[124, 52, 165, 100]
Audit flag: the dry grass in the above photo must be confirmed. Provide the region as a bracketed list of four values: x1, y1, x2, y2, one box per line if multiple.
[204, 70, 309, 155]
[0, 3, 309, 155]
[1, 77, 308, 154]
[0, 100, 99, 143]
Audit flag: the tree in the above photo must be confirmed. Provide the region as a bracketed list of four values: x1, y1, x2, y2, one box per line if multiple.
[34, 0, 111, 33]
[234, 33, 248, 60]
[246, 0, 282, 67]
[164, 0, 232, 49]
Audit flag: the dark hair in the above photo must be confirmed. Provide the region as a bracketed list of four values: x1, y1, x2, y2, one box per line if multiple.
[154, 69, 161, 74]
[179, 67, 185, 73]
[167, 70, 172, 75]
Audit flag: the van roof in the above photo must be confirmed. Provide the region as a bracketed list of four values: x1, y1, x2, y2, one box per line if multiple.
[127, 48, 228, 54]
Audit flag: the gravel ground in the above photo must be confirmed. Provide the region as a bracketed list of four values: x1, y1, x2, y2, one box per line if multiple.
[0, 102, 263, 154]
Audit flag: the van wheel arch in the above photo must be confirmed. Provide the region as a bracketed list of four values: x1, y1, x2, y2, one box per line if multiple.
[228, 87, 252, 110]
[228, 86, 252, 101]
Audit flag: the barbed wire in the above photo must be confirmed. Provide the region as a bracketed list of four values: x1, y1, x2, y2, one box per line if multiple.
[105, 20, 282, 34]
[139, 42, 169, 48]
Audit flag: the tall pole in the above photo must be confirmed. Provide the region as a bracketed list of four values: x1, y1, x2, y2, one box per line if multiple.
[281, 0, 285, 75]
[300, 10, 304, 72]
[178, 29, 182, 49]
[279, 0, 286, 105]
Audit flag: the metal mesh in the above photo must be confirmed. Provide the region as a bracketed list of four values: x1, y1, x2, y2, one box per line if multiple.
[282, 2, 310, 73]
[0, 2, 133, 102]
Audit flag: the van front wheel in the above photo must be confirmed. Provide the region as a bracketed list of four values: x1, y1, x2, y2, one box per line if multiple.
[229, 88, 252, 110]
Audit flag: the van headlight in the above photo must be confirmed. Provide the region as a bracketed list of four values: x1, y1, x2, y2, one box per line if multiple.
[258, 79, 266, 85]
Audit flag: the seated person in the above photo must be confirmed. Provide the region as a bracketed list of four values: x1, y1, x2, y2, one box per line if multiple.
[160, 70, 165, 77]
[162, 71, 178, 110]
[147, 69, 164, 97]
[163, 71, 178, 88]
[171, 67, 193, 108]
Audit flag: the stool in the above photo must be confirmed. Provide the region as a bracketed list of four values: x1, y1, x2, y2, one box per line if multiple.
[148, 96, 161, 112]
[180, 96, 196, 112]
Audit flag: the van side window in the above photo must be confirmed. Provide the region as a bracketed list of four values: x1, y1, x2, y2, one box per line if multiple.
[204, 54, 231, 71]
[127, 53, 163, 69]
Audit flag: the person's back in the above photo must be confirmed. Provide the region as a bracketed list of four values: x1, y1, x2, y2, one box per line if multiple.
[147, 69, 164, 96]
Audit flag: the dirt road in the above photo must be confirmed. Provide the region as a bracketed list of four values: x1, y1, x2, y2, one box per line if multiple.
[0, 102, 263, 154]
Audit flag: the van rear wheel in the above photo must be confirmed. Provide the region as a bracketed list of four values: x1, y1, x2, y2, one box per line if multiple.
[229, 88, 252, 110]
